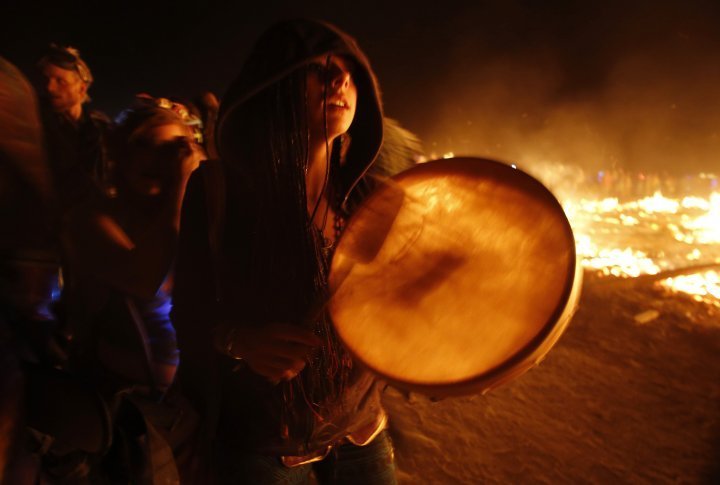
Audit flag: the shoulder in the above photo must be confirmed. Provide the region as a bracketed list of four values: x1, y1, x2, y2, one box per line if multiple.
[86, 109, 114, 131]
[181, 160, 226, 234]
[87, 108, 111, 124]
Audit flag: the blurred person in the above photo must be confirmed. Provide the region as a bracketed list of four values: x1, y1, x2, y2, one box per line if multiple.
[36, 45, 113, 362]
[172, 18, 416, 484]
[64, 93, 204, 394]
[57, 95, 204, 482]
[0, 56, 59, 485]
[37, 44, 114, 205]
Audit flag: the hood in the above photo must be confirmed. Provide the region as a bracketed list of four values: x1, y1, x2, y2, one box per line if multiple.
[217, 18, 384, 207]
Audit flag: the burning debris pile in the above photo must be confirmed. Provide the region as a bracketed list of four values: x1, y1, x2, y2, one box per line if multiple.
[535, 165, 720, 309]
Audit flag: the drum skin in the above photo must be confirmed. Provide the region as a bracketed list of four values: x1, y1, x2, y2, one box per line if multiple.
[329, 157, 582, 397]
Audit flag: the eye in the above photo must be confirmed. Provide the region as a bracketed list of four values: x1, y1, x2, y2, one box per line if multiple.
[132, 137, 155, 150]
[308, 62, 329, 80]
[308, 61, 355, 85]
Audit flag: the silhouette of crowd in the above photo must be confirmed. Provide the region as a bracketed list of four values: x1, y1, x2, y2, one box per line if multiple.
[1, 19, 422, 484]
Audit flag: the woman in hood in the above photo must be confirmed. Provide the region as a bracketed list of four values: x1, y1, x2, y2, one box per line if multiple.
[172, 19, 398, 484]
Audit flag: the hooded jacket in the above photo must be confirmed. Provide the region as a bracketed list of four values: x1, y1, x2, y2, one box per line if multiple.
[172, 19, 389, 459]
[217, 18, 384, 211]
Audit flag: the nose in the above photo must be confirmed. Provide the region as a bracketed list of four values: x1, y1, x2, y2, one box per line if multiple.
[330, 69, 351, 91]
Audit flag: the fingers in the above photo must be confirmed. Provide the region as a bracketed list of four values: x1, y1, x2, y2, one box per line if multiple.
[249, 351, 304, 372]
[244, 340, 310, 382]
[265, 323, 323, 347]
[272, 337, 317, 358]
[163, 137, 202, 180]
[249, 357, 307, 383]
[227, 322, 323, 384]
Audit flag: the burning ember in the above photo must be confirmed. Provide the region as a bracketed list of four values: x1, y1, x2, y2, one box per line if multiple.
[563, 190, 720, 276]
[658, 270, 720, 308]
[528, 164, 720, 307]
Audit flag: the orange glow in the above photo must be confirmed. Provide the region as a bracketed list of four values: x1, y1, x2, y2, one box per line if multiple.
[659, 270, 720, 308]
[558, 182, 720, 306]
[560, 189, 720, 284]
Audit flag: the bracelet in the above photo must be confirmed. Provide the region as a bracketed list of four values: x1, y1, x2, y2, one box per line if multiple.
[225, 327, 243, 361]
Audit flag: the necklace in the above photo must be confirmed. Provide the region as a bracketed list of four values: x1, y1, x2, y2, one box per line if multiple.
[320, 194, 346, 259]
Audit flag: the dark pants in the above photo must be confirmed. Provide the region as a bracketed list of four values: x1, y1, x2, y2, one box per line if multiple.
[218, 430, 398, 485]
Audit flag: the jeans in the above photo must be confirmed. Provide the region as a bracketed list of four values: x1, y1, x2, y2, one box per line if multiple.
[218, 430, 398, 485]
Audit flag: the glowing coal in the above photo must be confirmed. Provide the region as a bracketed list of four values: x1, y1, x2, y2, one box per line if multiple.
[659, 270, 720, 308]
[522, 163, 720, 306]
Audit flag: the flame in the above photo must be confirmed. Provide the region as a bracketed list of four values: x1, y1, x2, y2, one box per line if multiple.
[676, 192, 720, 244]
[537, 165, 720, 306]
[561, 184, 719, 306]
[564, 189, 719, 277]
[633, 192, 679, 214]
[659, 270, 720, 308]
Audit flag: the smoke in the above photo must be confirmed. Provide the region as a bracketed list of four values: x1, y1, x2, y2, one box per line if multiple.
[412, 0, 720, 176]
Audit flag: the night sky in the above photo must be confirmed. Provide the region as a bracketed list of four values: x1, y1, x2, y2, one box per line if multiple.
[4, 0, 720, 175]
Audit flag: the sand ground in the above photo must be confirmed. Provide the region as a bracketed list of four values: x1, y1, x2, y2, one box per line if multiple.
[383, 270, 720, 484]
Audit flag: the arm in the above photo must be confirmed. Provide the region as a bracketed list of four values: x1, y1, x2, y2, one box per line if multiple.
[174, 164, 321, 384]
[62, 138, 201, 299]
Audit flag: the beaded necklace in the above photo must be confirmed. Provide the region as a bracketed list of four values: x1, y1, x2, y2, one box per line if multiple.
[320, 193, 346, 260]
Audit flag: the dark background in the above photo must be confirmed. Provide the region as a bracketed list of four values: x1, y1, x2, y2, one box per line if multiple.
[4, 0, 720, 175]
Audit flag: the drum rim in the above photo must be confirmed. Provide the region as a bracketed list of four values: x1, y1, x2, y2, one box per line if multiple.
[330, 156, 579, 396]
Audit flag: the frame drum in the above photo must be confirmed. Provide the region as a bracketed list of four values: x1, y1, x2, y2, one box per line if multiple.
[329, 157, 581, 397]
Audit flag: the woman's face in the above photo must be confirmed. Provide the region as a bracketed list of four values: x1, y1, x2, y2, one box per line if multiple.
[123, 122, 196, 196]
[306, 55, 358, 143]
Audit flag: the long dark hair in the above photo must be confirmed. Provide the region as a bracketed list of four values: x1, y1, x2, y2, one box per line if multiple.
[221, 66, 352, 443]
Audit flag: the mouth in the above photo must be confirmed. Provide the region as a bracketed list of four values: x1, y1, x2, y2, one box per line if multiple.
[327, 99, 350, 110]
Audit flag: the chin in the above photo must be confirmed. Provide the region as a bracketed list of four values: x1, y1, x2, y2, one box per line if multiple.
[327, 122, 353, 140]
[50, 101, 68, 112]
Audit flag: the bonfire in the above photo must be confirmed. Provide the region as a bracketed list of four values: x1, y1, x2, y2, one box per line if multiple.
[556, 169, 720, 309]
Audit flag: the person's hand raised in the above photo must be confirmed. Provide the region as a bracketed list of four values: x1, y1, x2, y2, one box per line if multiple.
[162, 135, 203, 185]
